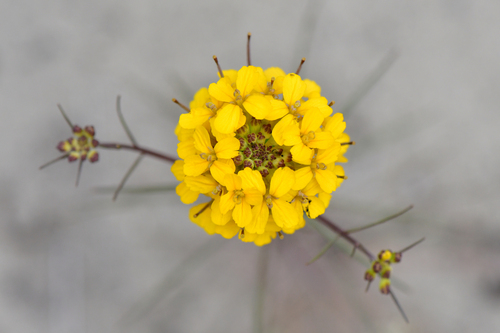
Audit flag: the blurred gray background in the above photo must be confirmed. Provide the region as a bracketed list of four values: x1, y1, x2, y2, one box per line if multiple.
[2, 0, 499, 332]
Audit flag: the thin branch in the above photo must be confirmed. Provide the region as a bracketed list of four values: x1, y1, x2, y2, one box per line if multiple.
[295, 57, 306, 75]
[389, 290, 409, 323]
[98, 142, 177, 163]
[94, 184, 177, 194]
[339, 49, 398, 115]
[398, 237, 425, 254]
[307, 235, 339, 265]
[116, 95, 138, 146]
[39, 153, 69, 170]
[317, 215, 375, 261]
[75, 159, 84, 187]
[346, 205, 413, 234]
[57, 104, 73, 129]
[117, 238, 224, 326]
[213, 55, 224, 78]
[113, 153, 145, 201]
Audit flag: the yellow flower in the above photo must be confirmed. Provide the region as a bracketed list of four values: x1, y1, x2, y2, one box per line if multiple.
[173, 58, 351, 246]
[183, 125, 240, 184]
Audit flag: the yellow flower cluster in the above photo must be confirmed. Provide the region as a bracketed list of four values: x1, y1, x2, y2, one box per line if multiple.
[171, 66, 351, 246]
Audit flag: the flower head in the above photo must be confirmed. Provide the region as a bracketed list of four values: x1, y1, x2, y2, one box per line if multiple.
[173, 58, 352, 245]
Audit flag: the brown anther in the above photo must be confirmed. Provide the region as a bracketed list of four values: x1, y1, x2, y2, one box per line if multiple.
[88, 152, 99, 163]
[380, 284, 390, 295]
[57, 141, 68, 152]
[91, 139, 99, 148]
[213, 55, 224, 78]
[295, 57, 306, 75]
[278, 231, 284, 240]
[84, 126, 95, 136]
[337, 175, 347, 179]
[259, 168, 269, 178]
[393, 252, 402, 263]
[372, 261, 382, 273]
[382, 270, 391, 279]
[341, 141, 356, 146]
[72, 125, 82, 133]
[328, 101, 335, 107]
[364, 271, 375, 281]
[172, 98, 190, 112]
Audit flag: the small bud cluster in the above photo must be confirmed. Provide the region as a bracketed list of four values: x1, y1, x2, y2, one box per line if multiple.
[57, 125, 100, 163]
[364, 249, 403, 294]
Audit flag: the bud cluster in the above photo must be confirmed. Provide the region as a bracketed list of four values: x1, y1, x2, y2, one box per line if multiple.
[57, 125, 99, 163]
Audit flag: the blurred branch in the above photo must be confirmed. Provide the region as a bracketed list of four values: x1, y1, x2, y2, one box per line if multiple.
[118, 238, 225, 326]
[94, 184, 177, 194]
[340, 50, 398, 116]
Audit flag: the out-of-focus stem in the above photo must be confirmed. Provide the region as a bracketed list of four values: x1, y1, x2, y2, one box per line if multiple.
[317, 215, 375, 261]
[98, 142, 177, 163]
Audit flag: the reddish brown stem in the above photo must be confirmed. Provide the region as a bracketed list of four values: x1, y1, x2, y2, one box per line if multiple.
[98, 142, 177, 163]
[317, 215, 375, 261]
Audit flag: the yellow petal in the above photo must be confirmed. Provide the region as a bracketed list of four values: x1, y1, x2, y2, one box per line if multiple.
[184, 155, 209, 176]
[176, 181, 199, 204]
[233, 201, 253, 228]
[170, 160, 185, 181]
[271, 198, 299, 228]
[220, 191, 236, 214]
[214, 104, 243, 134]
[211, 197, 232, 226]
[283, 73, 305, 106]
[264, 67, 286, 82]
[184, 174, 218, 194]
[315, 168, 337, 193]
[189, 87, 211, 109]
[300, 108, 324, 134]
[208, 77, 234, 103]
[292, 167, 313, 190]
[193, 126, 213, 154]
[243, 94, 272, 119]
[290, 143, 314, 165]
[316, 144, 341, 165]
[302, 179, 322, 196]
[177, 138, 196, 159]
[220, 69, 238, 83]
[305, 196, 326, 219]
[272, 114, 297, 146]
[243, 188, 264, 206]
[303, 79, 321, 99]
[270, 166, 295, 198]
[179, 107, 214, 129]
[308, 131, 334, 149]
[253, 67, 268, 93]
[334, 164, 345, 188]
[238, 167, 266, 194]
[214, 137, 240, 159]
[222, 172, 242, 192]
[246, 201, 269, 234]
[298, 97, 332, 118]
[189, 203, 216, 235]
[210, 159, 235, 185]
[323, 113, 346, 139]
[236, 66, 258, 97]
[215, 220, 240, 239]
[318, 192, 332, 209]
[265, 98, 289, 121]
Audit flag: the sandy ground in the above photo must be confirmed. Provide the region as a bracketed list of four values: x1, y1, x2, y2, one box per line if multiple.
[1, 0, 499, 332]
